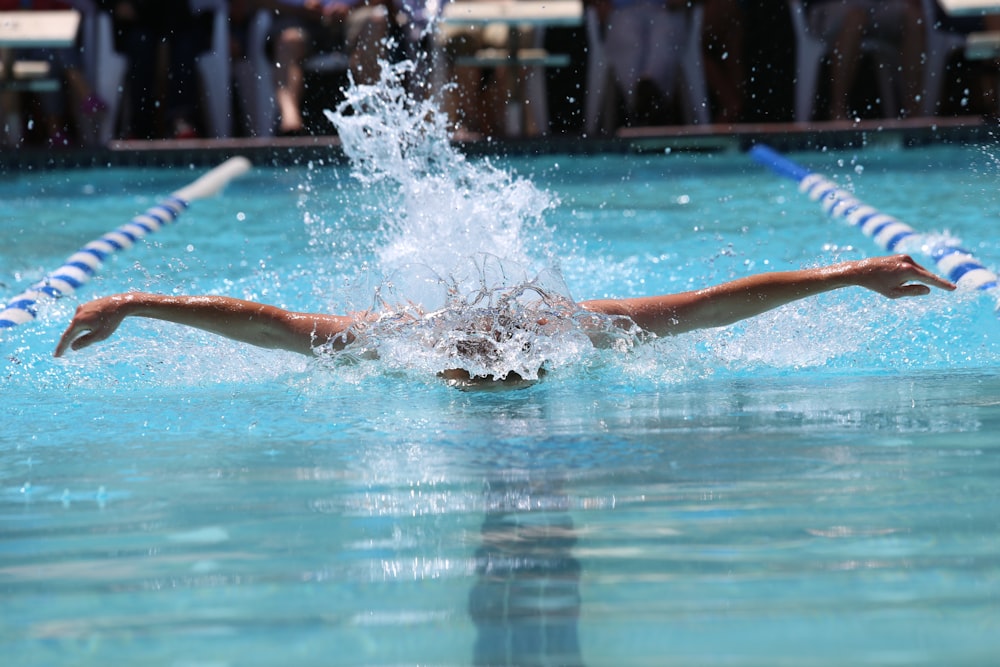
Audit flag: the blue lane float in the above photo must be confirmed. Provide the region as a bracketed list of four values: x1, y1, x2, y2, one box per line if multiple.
[749, 144, 999, 294]
[0, 157, 252, 329]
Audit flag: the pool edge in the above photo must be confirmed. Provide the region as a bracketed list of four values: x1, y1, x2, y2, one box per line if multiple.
[1, 116, 995, 172]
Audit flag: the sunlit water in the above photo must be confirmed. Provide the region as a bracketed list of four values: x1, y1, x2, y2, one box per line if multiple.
[3, 64, 1000, 665]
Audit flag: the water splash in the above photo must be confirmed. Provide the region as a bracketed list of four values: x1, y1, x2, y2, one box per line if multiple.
[353, 257, 607, 380]
[325, 61, 556, 304]
[318, 61, 624, 380]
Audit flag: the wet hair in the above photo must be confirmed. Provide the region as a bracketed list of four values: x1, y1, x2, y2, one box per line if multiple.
[438, 298, 547, 382]
[438, 367, 547, 391]
[331, 265, 594, 384]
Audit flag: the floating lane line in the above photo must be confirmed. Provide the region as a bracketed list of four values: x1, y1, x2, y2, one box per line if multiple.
[0, 156, 252, 329]
[749, 144, 999, 294]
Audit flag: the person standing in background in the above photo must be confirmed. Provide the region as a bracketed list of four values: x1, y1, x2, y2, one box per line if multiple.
[96, 0, 213, 138]
[591, 0, 698, 125]
[257, 0, 393, 136]
[702, 0, 745, 123]
[801, 0, 925, 120]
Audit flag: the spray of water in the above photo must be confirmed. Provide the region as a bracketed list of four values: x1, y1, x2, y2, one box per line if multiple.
[327, 61, 551, 285]
[318, 60, 629, 381]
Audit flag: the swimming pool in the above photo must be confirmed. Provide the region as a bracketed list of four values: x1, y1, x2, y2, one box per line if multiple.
[4, 72, 1000, 664]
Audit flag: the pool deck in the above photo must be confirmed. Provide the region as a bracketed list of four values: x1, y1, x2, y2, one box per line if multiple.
[1, 116, 996, 172]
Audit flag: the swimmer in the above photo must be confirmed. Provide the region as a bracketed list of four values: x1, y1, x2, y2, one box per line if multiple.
[53, 254, 956, 386]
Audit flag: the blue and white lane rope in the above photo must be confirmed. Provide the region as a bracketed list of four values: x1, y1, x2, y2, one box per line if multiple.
[0, 156, 252, 329]
[749, 144, 999, 294]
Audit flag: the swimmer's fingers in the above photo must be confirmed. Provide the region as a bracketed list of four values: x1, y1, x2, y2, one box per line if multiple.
[886, 264, 958, 298]
[859, 255, 956, 299]
[53, 327, 75, 357]
[53, 299, 126, 357]
[54, 325, 102, 356]
[885, 283, 932, 299]
[54, 321, 89, 357]
[54, 318, 111, 357]
[902, 258, 957, 292]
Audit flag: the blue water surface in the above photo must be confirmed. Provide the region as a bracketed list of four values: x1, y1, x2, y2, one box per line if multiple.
[2, 142, 1000, 666]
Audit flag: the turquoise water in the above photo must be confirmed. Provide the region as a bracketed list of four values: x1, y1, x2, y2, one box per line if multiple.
[3, 83, 1000, 664]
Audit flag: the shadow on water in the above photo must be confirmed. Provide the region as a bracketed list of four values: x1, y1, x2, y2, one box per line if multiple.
[470, 476, 584, 667]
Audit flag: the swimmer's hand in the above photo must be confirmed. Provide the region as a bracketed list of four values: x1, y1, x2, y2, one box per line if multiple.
[54, 294, 132, 357]
[846, 254, 957, 298]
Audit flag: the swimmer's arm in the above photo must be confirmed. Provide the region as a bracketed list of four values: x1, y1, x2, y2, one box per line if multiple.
[578, 255, 956, 337]
[54, 292, 359, 357]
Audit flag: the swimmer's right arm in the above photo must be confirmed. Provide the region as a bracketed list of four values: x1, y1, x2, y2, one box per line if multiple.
[54, 292, 361, 357]
[579, 255, 956, 338]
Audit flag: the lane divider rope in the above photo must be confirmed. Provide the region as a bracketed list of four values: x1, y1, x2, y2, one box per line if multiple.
[749, 144, 998, 294]
[1, 156, 252, 329]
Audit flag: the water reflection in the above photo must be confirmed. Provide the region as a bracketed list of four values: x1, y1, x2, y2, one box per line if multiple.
[469, 477, 583, 667]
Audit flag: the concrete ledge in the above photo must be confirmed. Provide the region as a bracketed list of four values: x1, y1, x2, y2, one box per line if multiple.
[456, 48, 571, 68]
[0, 116, 994, 173]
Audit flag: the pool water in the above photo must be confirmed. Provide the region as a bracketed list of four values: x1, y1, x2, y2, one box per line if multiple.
[3, 72, 1000, 665]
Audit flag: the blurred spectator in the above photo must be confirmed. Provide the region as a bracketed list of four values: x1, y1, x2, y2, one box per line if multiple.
[802, 0, 925, 120]
[257, 0, 393, 136]
[591, 0, 699, 125]
[702, 0, 745, 123]
[229, 0, 254, 61]
[0, 0, 106, 147]
[927, 0, 1000, 117]
[227, 0, 263, 136]
[95, 0, 214, 139]
[436, 6, 513, 138]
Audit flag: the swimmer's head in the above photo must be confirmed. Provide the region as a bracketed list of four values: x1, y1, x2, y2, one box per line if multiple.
[438, 367, 545, 391]
[436, 307, 546, 384]
[351, 277, 586, 388]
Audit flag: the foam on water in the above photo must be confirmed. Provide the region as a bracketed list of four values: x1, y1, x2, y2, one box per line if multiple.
[317, 61, 628, 380]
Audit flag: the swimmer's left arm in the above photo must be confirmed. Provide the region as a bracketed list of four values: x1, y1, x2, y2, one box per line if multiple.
[579, 255, 956, 338]
[54, 292, 362, 357]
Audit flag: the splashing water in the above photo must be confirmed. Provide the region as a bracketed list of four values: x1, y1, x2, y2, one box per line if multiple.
[326, 61, 553, 290]
[320, 61, 627, 380]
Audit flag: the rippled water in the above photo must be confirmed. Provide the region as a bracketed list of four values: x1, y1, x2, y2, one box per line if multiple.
[3, 62, 1000, 665]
